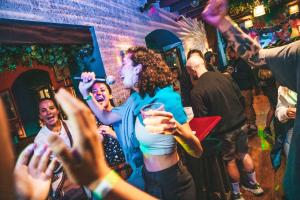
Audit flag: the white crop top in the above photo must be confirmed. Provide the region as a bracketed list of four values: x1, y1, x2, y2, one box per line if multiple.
[135, 118, 176, 155]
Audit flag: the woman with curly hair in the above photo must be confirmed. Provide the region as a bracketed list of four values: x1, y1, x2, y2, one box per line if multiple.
[79, 46, 202, 200]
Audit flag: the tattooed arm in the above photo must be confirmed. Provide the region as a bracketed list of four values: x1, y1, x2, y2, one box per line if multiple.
[202, 0, 266, 67]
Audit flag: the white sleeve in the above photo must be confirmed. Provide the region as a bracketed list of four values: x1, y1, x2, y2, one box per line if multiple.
[275, 87, 289, 123]
[34, 128, 48, 147]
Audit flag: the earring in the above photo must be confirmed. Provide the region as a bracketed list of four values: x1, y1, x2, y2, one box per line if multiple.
[134, 82, 138, 88]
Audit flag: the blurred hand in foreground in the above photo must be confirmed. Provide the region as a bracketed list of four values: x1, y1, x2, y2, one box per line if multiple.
[14, 144, 57, 200]
[202, 0, 228, 27]
[49, 88, 110, 190]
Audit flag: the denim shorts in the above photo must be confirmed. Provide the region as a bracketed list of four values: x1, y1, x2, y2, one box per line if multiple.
[217, 126, 249, 161]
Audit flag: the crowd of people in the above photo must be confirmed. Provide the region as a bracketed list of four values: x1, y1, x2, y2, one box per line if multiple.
[1, 0, 300, 200]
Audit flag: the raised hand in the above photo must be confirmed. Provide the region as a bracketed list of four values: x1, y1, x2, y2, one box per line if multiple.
[48, 88, 110, 190]
[14, 144, 57, 200]
[202, 0, 228, 27]
[78, 72, 96, 98]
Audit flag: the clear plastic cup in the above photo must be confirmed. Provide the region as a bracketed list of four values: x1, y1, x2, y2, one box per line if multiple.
[140, 103, 165, 134]
[140, 103, 165, 119]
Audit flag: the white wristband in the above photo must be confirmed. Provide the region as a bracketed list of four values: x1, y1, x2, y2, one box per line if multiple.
[92, 170, 120, 200]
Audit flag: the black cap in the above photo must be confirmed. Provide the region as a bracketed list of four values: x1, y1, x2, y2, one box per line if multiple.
[204, 51, 216, 62]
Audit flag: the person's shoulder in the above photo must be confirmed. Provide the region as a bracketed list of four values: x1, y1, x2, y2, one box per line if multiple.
[62, 119, 71, 127]
[155, 86, 180, 100]
[34, 126, 49, 145]
[205, 71, 226, 80]
[191, 80, 206, 95]
[36, 125, 48, 136]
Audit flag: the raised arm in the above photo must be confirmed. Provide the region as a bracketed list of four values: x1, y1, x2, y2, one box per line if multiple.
[202, 0, 266, 67]
[78, 72, 121, 125]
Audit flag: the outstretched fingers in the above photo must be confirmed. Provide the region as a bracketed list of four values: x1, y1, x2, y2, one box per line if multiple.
[28, 145, 47, 170]
[45, 158, 57, 179]
[15, 143, 35, 168]
[55, 89, 94, 138]
[55, 88, 98, 153]
[37, 148, 52, 173]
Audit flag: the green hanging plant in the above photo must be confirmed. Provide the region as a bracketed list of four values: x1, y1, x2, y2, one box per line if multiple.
[0, 43, 94, 73]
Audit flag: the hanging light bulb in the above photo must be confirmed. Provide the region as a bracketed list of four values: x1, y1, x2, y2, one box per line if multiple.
[253, 4, 266, 17]
[289, 4, 299, 15]
[245, 19, 253, 28]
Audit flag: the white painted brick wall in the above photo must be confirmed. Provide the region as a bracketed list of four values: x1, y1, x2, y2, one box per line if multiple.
[0, 0, 207, 104]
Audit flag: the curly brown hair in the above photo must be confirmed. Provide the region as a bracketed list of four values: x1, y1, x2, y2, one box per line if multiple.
[126, 46, 173, 97]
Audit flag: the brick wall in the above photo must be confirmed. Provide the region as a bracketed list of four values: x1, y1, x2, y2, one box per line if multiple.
[0, 0, 208, 103]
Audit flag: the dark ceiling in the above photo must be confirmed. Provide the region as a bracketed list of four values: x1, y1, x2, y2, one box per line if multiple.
[159, 0, 208, 19]
[157, 0, 297, 21]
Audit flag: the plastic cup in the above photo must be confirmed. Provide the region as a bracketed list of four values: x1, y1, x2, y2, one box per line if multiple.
[140, 103, 165, 119]
[184, 107, 194, 122]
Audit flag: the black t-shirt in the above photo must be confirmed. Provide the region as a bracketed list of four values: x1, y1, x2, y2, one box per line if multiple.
[206, 63, 219, 72]
[190, 72, 247, 134]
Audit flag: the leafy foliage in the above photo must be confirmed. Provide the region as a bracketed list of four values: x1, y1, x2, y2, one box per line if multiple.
[228, 0, 290, 17]
[0, 44, 94, 72]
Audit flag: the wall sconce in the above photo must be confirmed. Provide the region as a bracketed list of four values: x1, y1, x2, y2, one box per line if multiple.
[244, 19, 253, 28]
[289, 4, 299, 15]
[253, 5, 266, 17]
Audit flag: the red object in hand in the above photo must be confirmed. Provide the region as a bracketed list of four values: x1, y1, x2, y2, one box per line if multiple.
[189, 116, 221, 141]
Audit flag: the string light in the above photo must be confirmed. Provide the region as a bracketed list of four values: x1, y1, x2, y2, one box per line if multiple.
[245, 19, 253, 28]
[253, 4, 266, 17]
[289, 4, 299, 15]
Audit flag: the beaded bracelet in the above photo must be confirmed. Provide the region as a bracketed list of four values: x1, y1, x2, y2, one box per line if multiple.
[92, 170, 121, 200]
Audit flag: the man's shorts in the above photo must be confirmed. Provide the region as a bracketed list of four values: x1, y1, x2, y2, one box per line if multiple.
[217, 126, 249, 161]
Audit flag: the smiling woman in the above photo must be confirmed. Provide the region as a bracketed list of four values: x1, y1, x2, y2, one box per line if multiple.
[91, 82, 114, 110]
[34, 97, 89, 199]
[38, 98, 60, 129]
[83, 80, 131, 178]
